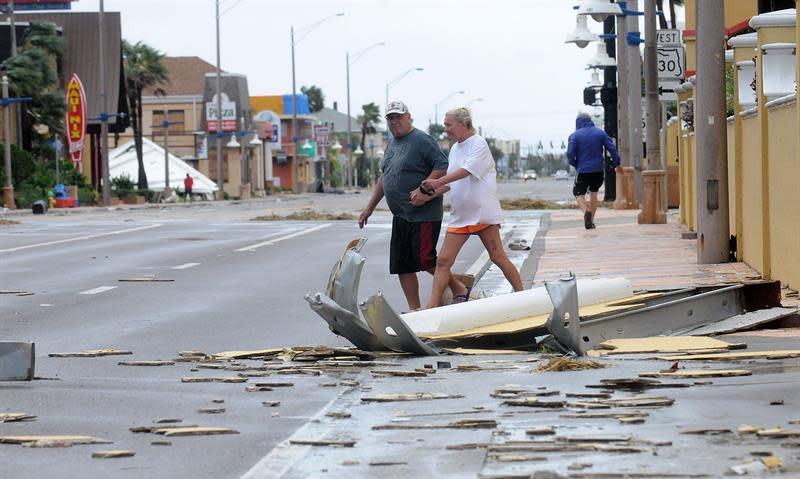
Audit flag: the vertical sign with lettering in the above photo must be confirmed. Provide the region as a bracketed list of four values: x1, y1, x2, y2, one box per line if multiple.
[65, 73, 87, 165]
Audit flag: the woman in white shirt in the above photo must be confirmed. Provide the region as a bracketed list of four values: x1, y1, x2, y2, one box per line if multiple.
[420, 107, 523, 309]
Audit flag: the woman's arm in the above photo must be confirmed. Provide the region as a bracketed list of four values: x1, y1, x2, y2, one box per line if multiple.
[420, 167, 471, 193]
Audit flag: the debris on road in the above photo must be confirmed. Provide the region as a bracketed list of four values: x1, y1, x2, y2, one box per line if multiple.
[262, 401, 280, 407]
[92, 450, 135, 458]
[154, 418, 182, 424]
[501, 398, 567, 408]
[361, 392, 465, 403]
[656, 350, 800, 361]
[536, 356, 605, 372]
[118, 360, 175, 366]
[0, 435, 112, 446]
[196, 408, 225, 414]
[639, 369, 752, 378]
[587, 378, 692, 390]
[151, 441, 171, 446]
[288, 438, 356, 447]
[118, 277, 175, 282]
[372, 419, 497, 430]
[325, 411, 351, 419]
[589, 336, 738, 356]
[49, 348, 132, 358]
[155, 427, 239, 437]
[0, 413, 35, 422]
[180, 377, 247, 383]
[252, 210, 355, 221]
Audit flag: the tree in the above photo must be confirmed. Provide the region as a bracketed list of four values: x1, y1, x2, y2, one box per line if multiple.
[123, 40, 169, 189]
[300, 85, 325, 113]
[2, 22, 67, 148]
[356, 102, 381, 186]
[427, 123, 444, 140]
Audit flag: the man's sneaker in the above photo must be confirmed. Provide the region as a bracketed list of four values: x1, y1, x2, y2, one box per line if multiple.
[584, 211, 593, 230]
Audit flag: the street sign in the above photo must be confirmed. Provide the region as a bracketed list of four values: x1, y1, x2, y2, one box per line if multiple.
[315, 126, 331, 147]
[64, 73, 86, 165]
[658, 80, 680, 101]
[657, 46, 685, 80]
[656, 29, 681, 46]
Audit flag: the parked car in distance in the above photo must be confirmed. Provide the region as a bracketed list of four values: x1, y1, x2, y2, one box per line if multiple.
[523, 170, 537, 181]
[554, 169, 570, 181]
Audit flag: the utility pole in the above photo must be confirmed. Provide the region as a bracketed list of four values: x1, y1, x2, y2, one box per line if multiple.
[215, 0, 224, 200]
[613, 9, 630, 209]
[346, 51, 352, 188]
[601, 17, 618, 202]
[638, 0, 666, 223]
[695, 0, 729, 263]
[626, 0, 643, 205]
[2, 76, 14, 209]
[9, 0, 22, 148]
[98, 0, 110, 206]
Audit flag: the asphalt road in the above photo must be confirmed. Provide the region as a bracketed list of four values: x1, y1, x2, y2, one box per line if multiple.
[0, 184, 546, 479]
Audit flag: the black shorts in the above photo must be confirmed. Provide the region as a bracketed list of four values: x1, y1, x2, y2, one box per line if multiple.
[390, 217, 441, 274]
[573, 172, 605, 196]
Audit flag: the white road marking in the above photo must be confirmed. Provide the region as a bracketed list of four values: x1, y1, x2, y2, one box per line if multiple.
[0, 223, 163, 253]
[172, 262, 200, 270]
[234, 224, 331, 252]
[79, 286, 117, 295]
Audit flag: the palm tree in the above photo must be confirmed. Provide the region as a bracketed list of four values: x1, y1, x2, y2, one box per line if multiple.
[1, 22, 66, 148]
[300, 85, 325, 113]
[122, 40, 169, 189]
[356, 102, 381, 186]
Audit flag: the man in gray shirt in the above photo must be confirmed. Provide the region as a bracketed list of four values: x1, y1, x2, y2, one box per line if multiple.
[359, 101, 469, 311]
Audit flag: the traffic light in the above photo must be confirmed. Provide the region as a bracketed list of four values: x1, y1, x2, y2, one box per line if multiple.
[583, 87, 597, 106]
[600, 85, 617, 107]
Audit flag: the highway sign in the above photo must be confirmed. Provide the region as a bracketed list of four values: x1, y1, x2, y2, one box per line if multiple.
[656, 29, 681, 46]
[657, 46, 685, 80]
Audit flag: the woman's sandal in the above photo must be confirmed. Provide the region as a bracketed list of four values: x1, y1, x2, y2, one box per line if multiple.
[453, 287, 472, 304]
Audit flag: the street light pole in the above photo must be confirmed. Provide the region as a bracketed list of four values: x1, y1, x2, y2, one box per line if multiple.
[346, 42, 385, 189]
[434, 90, 465, 127]
[215, 0, 223, 200]
[385, 67, 424, 110]
[291, 13, 345, 194]
[98, 0, 110, 206]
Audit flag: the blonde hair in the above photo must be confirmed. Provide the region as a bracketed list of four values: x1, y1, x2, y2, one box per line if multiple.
[446, 107, 475, 133]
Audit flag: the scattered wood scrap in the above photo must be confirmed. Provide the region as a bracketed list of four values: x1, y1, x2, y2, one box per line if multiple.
[441, 347, 530, 355]
[130, 425, 198, 433]
[262, 401, 281, 407]
[49, 349, 132, 358]
[680, 428, 732, 435]
[372, 419, 497, 430]
[0, 435, 111, 446]
[370, 369, 429, 377]
[361, 393, 464, 403]
[92, 450, 135, 458]
[537, 357, 605, 372]
[180, 377, 247, 383]
[502, 398, 567, 408]
[157, 427, 239, 437]
[118, 277, 174, 282]
[325, 411, 351, 419]
[196, 408, 225, 414]
[590, 336, 736, 356]
[756, 428, 800, 438]
[526, 426, 556, 435]
[560, 412, 650, 420]
[640, 369, 751, 379]
[118, 360, 175, 366]
[0, 413, 35, 423]
[656, 350, 800, 361]
[289, 438, 356, 447]
[587, 378, 692, 390]
[212, 348, 284, 360]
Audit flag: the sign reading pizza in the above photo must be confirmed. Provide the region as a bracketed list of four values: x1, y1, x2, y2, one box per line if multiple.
[65, 73, 86, 165]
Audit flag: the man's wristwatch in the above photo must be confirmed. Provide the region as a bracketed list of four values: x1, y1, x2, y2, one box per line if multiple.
[419, 185, 435, 196]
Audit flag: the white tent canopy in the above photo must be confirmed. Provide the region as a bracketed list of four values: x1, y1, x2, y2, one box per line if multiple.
[109, 138, 218, 196]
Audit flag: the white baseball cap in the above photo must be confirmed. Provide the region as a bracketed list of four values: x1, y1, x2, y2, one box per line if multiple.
[385, 101, 409, 116]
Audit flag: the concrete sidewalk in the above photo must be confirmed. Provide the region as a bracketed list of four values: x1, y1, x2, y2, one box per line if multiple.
[530, 208, 799, 310]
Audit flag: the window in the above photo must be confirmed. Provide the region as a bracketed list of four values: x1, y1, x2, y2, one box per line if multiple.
[152, 109, 185, 134]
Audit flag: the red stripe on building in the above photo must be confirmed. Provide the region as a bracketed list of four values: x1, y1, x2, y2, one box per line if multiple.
[683, 19, 752, 40]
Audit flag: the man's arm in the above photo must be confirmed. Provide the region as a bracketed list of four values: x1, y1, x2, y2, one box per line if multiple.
[604, 133, 622, 167]
[421, 167, 470, 193]
[359, 177, 384, 228]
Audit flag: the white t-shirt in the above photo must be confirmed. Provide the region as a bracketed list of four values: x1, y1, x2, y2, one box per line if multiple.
[446, 134, 502, 228]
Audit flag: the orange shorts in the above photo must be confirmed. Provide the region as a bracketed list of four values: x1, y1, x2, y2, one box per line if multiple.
[447, 223, 493, 235]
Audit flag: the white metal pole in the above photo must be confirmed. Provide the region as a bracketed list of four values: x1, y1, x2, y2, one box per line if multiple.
[346, 52, 353, 188]
[291, 26, 300, 193]
[215, 0, 224, 200]
[99, 0, 110, 206]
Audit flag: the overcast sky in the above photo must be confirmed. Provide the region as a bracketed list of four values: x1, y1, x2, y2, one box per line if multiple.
[72, 0, 669, 153]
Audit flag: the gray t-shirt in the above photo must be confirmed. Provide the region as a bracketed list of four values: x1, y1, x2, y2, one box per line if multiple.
[381, 128, 448, 222]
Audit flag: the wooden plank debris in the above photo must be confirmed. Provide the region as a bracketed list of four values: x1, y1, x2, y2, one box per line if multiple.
[154, 418, 182, 424]
[587, 378, 692, 390]
[262, 401, 281, 407]
[180, 377, 247, 383]
[590, 336, 735, 355]
[118, 277, 174, 282]
[680, 428, 733, 435]
[756, 428, 800, 438]
[325, 411, 351, 419]
[370, 369, 429, 377]
[196, 408, 225, 414]
[0, 435, 111, 446]
[0, 413, 35, 422]
[537, 357, 605, 372]
[212, 348, 284, 360]
[49, 349, 132, 358]
[502, 398, 567, 408]
[640, 369, 751, 379]
[441, 347, 530, 355]
[151, 441, 172, 446]
[118, 360, 174, 366]
[372, 419, 497, 430]
[92, 450, 135, 458]
[288, 439, 356, 447]
[525, 427, 556, 435]
[130, 425, 198, 433]
[361, 393, 464, 402]
[157, 427, 239, 437]
[656, 350, 800, 361]
[560, 412, 650, 420]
